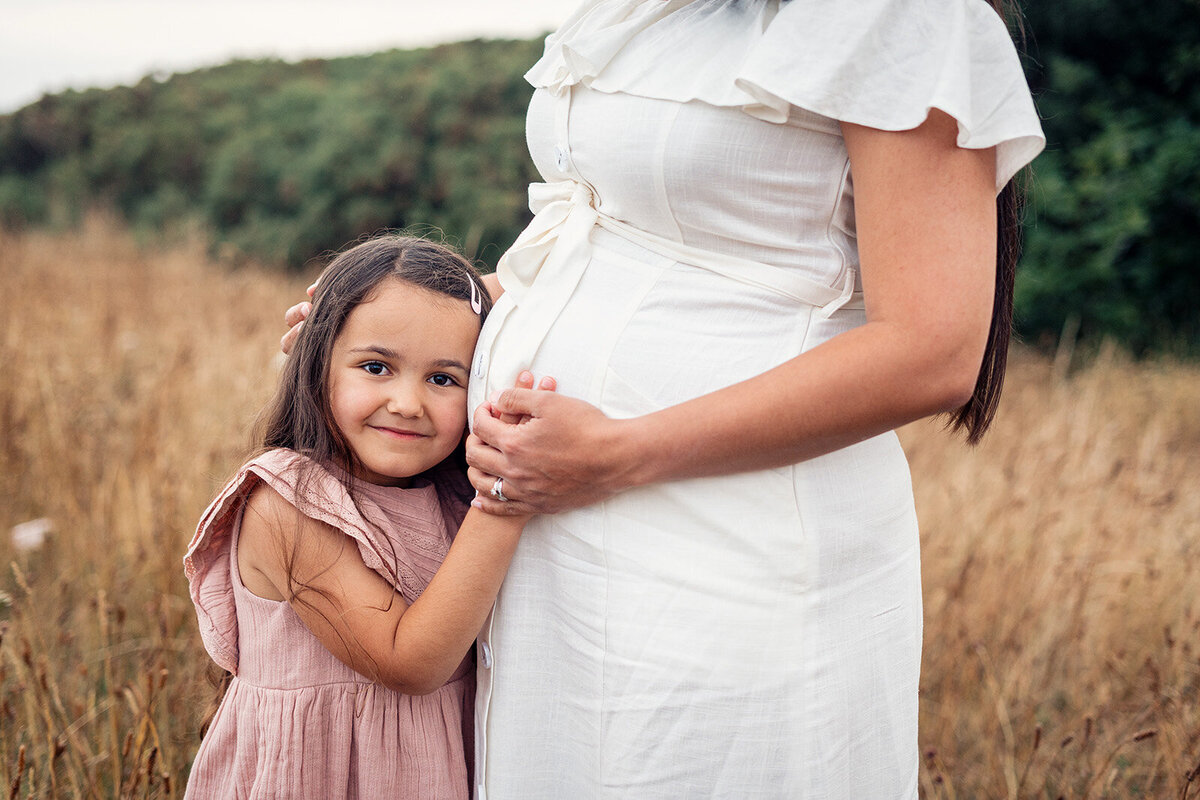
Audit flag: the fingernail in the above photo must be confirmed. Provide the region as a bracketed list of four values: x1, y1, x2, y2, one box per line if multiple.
[489, 390, 501, 404]
[519, 370, 533, 383]
[471, 498, 483, 509]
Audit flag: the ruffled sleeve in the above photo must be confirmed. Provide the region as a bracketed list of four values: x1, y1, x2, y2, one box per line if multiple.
[181, 449, 450, 674]
[526, 0, 1044, 191]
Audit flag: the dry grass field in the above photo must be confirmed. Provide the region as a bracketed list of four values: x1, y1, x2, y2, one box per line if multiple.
[1, 219, 1197, 798]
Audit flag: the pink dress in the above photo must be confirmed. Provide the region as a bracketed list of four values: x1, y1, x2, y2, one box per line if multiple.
[182, 449, 474, 799]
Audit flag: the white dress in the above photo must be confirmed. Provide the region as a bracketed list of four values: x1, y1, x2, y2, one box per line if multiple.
[466, 2, 1043, 797]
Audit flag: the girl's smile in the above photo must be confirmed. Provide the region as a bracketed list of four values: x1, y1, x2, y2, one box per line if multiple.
[371, 426, 427, 439]
[328, 278, 479, 487]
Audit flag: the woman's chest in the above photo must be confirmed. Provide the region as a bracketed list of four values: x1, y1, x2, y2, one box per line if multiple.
[525, 85, 856, 266]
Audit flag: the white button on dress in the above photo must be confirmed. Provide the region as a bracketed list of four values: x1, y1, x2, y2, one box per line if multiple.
[479, 641, 493, 669]
[469, 1, 1044, 798]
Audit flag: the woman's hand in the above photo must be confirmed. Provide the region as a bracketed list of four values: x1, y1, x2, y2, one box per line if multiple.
[466, 388, 634, 516]
[281, 282, 318, 354]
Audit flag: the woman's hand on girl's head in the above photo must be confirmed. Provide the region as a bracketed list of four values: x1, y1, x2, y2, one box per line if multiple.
[280, 281, 318, 355]
[466, 388, 637, 516]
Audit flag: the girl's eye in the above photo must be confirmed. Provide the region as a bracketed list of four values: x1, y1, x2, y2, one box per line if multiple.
[361, 361, 389, 376]
[429, 373, 458, 388]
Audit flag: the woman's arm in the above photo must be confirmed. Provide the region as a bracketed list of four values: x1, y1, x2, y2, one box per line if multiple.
[466, 109, 998, 515]
[237, 484, 525, 695]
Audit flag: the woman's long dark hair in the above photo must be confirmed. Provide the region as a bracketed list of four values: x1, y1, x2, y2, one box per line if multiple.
[947, 0, 1029, 444]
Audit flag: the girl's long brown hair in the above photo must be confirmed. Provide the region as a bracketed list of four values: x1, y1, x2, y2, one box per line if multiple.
[200, 234, 492, 734]
[947, 0, 1029, 444]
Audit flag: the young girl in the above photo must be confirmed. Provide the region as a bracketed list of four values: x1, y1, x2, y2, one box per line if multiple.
[183, 235, 530, 798]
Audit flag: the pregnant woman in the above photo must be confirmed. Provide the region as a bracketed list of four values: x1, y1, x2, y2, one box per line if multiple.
[282, 0, 1045, 796]
[461, 0, 1044, 797]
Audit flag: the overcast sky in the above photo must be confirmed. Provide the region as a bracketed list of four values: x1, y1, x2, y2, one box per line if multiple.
[0, 0, 571, 113]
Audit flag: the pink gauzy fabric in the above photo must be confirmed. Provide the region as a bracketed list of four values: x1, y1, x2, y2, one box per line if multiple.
[182, 449, 474, 799]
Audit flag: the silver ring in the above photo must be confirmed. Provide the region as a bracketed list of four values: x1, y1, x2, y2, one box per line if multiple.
[490, 477, 509, 503]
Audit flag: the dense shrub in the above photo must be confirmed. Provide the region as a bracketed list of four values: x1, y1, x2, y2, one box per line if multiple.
[1018, 0, 1200, 351]
[0, 39, 543, 270]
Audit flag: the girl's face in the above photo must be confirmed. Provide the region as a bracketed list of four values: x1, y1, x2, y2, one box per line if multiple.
[327, 278, 479, 487]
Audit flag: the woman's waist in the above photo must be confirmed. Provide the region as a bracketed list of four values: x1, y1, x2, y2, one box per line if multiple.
[512, 236, 860, 408]
[588, 219, 861, 312]
[468, 190, 863, 415]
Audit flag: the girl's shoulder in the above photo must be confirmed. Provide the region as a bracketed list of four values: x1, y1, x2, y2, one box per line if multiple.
[182, 449, 343, 672]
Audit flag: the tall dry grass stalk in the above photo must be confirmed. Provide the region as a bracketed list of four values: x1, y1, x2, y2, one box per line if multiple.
[906, 341, 1200, 798]
[0, 218, 303, 797]
[0, 219, 1197, 797]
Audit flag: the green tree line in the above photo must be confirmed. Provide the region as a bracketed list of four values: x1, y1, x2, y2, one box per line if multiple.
[1018, 0, 1200, 351]
[1, 4, 1197, 352]
[0, 39, 544, 268]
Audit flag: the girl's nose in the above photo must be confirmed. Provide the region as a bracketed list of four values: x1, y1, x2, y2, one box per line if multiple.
[386, 383, 424, 418]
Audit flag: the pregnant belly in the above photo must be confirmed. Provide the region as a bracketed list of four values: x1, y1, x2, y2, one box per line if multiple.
[524, 228, 861, 417]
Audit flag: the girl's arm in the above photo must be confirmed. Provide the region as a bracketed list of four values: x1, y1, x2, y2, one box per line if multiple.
[237, 484, 524, 695]
[466, 109, 998, 515]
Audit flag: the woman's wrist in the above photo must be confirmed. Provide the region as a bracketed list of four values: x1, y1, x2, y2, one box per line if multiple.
[601, 414, 662, 493]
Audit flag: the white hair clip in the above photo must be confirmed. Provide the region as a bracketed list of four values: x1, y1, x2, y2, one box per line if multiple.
[469, 277, 483, 315]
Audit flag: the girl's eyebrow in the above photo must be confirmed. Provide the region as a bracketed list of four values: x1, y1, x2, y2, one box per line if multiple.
[431, 359, 470, 374]
[349, 345, 400, 359]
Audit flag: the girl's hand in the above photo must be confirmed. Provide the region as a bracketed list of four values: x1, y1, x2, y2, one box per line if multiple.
[280, 281, 318, 354]
[468, 372, 567, 515]
[489, 370, 554, 426]
[466, 388, 634, 516]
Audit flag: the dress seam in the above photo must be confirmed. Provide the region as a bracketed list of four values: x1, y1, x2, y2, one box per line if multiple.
[654, 100, 685, 243]
[824, 156, 856, 294]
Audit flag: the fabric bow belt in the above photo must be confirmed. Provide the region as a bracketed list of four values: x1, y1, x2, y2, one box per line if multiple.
[467, 178, 864, 416]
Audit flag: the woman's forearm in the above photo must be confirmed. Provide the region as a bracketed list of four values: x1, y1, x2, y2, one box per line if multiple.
[616, 114, 997, 487]
[471, 307, 988, 516]
[613, 317, 982, 489]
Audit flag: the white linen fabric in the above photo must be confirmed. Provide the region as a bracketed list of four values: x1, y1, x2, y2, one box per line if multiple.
[469, 1, 1043, 798]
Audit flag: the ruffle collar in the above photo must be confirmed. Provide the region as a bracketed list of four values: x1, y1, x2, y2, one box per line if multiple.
[526, 0, 1044, 189]
[182, 449, 462, 674]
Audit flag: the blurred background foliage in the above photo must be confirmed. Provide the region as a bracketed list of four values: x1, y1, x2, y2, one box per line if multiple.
[1018, 0, 1200, 352]
[0, 39, 543, 270]
[0, 3, 1197, 353]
